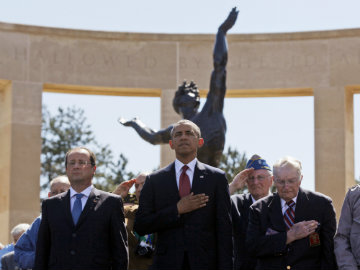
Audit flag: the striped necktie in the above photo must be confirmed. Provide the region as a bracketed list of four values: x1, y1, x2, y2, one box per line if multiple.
[284, 200, 295, 230]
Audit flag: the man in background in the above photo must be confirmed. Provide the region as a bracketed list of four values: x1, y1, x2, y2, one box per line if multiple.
[334, 184, 360, 269]
[247, 156, 336, 270]
[230, 154, 273, 270]
[113, 172, 154, 270]
[1, 223, 30, 270]
[14, 175, 70, 269]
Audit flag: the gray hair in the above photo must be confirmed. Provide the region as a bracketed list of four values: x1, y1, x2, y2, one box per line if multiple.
[11, 223, 30, 238]
[273, 156, 302, 178]
[170, 120, 201, 138]
[49, 175, 70, 189]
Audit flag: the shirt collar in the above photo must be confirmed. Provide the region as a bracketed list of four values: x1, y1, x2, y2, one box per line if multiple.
[280, 195, 298, 209]
[175, 158, 197, 174]
[70, 185, 93, 198]
[250, 191, 271, 203]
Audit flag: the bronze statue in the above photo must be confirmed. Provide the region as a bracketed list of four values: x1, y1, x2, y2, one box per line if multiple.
[119, 8, 238, 167]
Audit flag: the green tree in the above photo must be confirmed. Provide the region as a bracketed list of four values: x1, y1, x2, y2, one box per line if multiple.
[219, 146, 247, 184]
[41, 106, 134, 192]
[93, 153, 135, 191]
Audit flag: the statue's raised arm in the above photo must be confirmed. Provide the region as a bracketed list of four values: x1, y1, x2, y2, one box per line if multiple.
[118, 8, 238, 167]
[203, 7, 238, 114]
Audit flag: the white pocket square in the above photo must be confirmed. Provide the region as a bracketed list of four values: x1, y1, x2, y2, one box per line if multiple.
[265, 228, 280, 236]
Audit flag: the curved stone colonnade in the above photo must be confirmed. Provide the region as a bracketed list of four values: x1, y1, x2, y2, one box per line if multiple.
[0, 22, 358, 242]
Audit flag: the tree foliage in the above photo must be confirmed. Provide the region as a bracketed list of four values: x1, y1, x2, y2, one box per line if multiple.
[219, 146, 248, 184]
[41, 106, 134, 192]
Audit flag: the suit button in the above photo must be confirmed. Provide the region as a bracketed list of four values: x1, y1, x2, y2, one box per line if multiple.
[287, 266, 291, 270]
[70, 250, 76, 255]
[72, 233, 77, 237]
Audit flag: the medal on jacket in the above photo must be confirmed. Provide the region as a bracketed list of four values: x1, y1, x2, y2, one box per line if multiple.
[309, 232, 320, 247]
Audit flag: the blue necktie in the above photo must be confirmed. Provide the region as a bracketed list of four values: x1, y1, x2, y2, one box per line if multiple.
[72, 193, 84, 225]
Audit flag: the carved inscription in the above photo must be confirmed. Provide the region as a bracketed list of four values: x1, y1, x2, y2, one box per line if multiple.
[30, 48, 159, 69]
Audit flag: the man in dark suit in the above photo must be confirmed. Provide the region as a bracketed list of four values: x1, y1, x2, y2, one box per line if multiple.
[34, 147, 128, 270]
[246, 156, 336, 270]
[134, 119, 233, 270]
[230, 154, 273, 270]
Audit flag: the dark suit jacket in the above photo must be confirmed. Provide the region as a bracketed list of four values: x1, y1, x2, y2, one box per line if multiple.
[34, 188, 128, 270]
[134, 161, 233, 270]
[231, 193, 256, 270]
[246, 188, 337, 270]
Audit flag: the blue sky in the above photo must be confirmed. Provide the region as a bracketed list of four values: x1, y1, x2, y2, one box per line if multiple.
[2, 0, 360, 191]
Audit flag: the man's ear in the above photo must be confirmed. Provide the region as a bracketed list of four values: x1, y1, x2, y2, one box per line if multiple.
[93, 165, 97, 175]
[169, 140, 174, 149]
[198, 138, 204, 148]
[48, 192, 51, 198]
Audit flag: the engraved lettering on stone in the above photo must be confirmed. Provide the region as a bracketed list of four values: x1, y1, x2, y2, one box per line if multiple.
[14, 47, 27, 61]
[53, 52, 61, 65]
[179, 57, 187, 69]
[82, 53, 95, 66]
[145, 56, 157, 68]
[102, 53, 117, 67]
[127, 55, 136, 68]
[194, 57, 201, 68]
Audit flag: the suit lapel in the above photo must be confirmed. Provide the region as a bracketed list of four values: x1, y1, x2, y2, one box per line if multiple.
[76, 188, 101, 228]
[62, 190, 74, 228]
[268, 193, 287, 232]
[191, 161, 207, 194]
[294, 188, 309, 223]
[166, 163, 181, 201]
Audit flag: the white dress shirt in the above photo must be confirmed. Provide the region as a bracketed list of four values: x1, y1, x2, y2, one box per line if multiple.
[280, 195, 298, 215]
[174, 158, 197, 189]
[70, 185, 93, 211]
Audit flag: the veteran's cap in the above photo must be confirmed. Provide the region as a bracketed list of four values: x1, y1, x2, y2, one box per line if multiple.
[246, 154, 271, 171]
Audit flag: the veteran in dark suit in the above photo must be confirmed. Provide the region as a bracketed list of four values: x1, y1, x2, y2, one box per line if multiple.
[230, 155, 273, 270]
[246, 156, 336, 270]
[34, 147, 128, 270]
[134, 119, 233, 270]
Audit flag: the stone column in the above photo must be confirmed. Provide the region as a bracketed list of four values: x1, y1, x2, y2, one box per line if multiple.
[0, 80, 42, 243]
[160, 89, 180, 168]
[314, 86, 354, 216]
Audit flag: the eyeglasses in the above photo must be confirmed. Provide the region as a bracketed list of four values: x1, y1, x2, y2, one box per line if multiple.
[248, 175, 271, 182]
[67, 160, 92, 167]
[274, 178, 299, 186]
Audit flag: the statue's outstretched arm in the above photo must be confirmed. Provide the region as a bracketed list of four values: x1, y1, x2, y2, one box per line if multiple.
[205, 8, 238, 113]
[118, 117, 172, 145]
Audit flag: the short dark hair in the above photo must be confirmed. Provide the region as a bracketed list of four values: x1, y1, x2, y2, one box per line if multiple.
[172, 80, 200, 114]
[170, 120, 201, 138]
[65, 147, 96, 168]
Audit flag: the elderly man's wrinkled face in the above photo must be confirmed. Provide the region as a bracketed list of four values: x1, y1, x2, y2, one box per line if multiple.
[274, 165, 302, 202]
[246, 169, 273, 200]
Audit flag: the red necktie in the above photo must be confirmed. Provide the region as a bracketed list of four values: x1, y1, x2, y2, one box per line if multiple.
[284, 200, 295, 231]
[179, 165, 191, 198]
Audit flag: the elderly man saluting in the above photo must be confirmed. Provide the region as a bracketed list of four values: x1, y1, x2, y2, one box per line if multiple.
[246, 156, 337, 270]
[230, 154, 273, 270]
